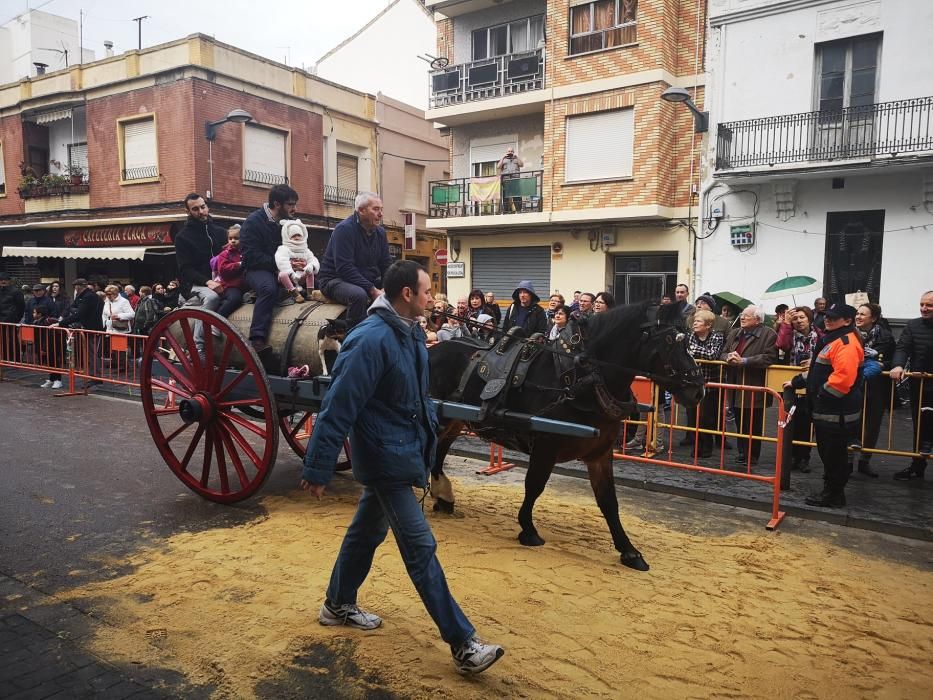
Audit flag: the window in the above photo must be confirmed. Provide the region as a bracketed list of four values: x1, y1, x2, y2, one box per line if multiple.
[472, 15, 545, 60]
[816, 34, 880, 117]
[68, 142, 88, 180]
[565, 109, 634, 182]
[244, 124, 288, 186]
[569, 0, 637, 56]
[470, 142, 513, 176]
[613, 254, 678, 305]
[403, 161, 424, 210]
[120, 116, 158, 182]
[336, 153, 359, 194]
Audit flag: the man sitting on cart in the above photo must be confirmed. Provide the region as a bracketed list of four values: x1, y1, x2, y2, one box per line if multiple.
[316, 192, 393, 327]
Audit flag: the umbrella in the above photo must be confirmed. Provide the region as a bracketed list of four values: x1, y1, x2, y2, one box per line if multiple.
[760, 275, 822, 300]
[712, 291, 754, 312]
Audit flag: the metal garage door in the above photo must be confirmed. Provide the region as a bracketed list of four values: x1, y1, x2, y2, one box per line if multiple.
[471, 246, 550, 300]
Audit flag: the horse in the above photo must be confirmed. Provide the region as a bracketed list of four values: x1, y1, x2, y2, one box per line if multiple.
[427, 301, 705, 571]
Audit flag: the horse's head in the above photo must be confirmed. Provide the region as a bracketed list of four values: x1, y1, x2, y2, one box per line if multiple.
[636, 302, 705, 406]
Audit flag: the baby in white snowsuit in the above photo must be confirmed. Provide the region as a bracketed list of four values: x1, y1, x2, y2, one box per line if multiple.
[275, 219, 320, 304]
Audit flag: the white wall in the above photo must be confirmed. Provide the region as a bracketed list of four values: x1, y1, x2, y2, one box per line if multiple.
[0, 10, 95, 85]
[696, 169, 933, 319]
[451, 114, 544, 178]
[46, 109, 87, 174]
[451, 0, 546, 64]
[314, 0, 435, 109]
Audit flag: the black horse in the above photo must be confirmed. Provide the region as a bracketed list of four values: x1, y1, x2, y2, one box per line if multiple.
[428, 301, 705, 571]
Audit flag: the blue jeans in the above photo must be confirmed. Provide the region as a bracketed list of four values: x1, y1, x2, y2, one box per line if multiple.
[320, 279, 370, 327]
[244, 270, 277, 343]
[326, 483, 475, 646]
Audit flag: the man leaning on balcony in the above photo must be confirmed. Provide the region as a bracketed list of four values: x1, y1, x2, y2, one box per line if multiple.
[497, 147, 524, 213]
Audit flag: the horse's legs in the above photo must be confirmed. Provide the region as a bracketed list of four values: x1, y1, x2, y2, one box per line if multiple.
[430, 421, 463, 514]
[517, 449, 555, 547]
[585, 452, 649, 571]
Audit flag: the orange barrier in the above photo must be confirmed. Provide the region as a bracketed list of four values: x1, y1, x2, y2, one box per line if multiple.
[476, 443, 515, 475]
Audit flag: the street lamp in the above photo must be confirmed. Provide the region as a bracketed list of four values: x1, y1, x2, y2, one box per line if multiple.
[204, 109, 254, 199]
[661, 87, 708, 133]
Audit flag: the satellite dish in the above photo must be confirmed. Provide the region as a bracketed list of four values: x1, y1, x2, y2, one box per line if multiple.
[430, 56, 450, 70]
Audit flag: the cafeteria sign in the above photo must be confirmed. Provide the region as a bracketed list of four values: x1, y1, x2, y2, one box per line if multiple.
[63, 224, 172, 247]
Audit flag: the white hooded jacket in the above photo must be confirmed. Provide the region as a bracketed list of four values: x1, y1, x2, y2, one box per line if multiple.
[275, 219, 320, 281]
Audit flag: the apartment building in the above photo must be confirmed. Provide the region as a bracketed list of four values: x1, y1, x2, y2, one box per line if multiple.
[0, 31, 446, 291]
[424, 0, 705, 304]
[700, 0, 933, 320]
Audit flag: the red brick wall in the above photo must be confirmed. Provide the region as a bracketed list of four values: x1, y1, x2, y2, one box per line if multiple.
[0, 114, 25, 216]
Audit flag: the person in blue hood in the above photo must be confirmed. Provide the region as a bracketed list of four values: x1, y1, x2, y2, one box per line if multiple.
[501, 279, 547, 335]
[300, 260, 505, 675]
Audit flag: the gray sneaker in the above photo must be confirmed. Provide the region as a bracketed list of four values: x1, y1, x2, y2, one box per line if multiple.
[318, 601, 382, 630]
[451, 636, 504, 675]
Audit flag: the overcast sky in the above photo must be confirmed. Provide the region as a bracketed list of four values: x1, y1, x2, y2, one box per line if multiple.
[5, 0, 398, 70]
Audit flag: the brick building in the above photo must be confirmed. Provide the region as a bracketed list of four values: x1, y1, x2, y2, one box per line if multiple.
[0, 33, 446, 292]
[424, 0, 705, 304]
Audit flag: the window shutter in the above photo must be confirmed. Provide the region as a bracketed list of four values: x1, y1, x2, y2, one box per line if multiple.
[69, 143, 88, 175]
[123, 118, 156, 171]
[403, 162, 424, 209]
[244, 125, 287, 184]
[565, 109, 633, 181]
[337, 153, 359, 193]
[470, 142, 513, 166]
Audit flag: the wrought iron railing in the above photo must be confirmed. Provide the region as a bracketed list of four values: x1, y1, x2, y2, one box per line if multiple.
[244, 169, 287, 185]
[18, 181, 90, 199]
[716, 96, 933, 170]
[122, 165, 158, 181]
[323, 185, 357, 207]
[428, 171, 543, 218]
[429, 48, 544, 109]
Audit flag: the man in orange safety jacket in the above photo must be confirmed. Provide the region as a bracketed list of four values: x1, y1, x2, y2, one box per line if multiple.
[787, 303, 863, 508]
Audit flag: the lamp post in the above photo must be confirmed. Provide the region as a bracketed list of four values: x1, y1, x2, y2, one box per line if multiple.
[204, 109, 254, 199]
[660, 87, 708, 133]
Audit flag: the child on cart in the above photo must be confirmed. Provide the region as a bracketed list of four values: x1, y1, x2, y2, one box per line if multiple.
[209, 224, 247, 320]
[276, 219, 320, 303]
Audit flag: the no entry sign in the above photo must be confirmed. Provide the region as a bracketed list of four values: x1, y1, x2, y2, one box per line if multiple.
[434, 248, 448, 266]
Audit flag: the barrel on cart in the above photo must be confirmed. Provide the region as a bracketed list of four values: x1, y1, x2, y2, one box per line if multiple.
[141, 305, 601, 504]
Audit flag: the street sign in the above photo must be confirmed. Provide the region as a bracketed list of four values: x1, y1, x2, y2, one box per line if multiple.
[446, 262, 465, 278]
[404, 212, 415, 250]
[435, 248, 448, 266]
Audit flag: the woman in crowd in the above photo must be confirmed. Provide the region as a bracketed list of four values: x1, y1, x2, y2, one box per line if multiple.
[430, 298, 451, 331]
[684, 309, 725, 458]
[163, 280, 182, 309]
[852, 302, 896, 477]
[46, 280, 67, 320]
[777, 306, 822, 472]
[467, 288, 497, 323]
[593, 292, 615, 313]
[547, 305, 571, 341]
[102, 284, 135, 334]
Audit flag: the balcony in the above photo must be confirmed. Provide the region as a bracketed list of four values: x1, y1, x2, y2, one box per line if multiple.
[18, 174, 90, 214]
[323, 185, 358, 207]
[428, 171, 543, 218]
[18, 178, 89, 199]
[716, 96, 933, 172]
[429, 48, 545, 110]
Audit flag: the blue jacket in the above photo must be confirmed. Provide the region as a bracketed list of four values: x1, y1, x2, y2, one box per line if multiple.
[240, 205, 280, 274]
[302, 295, 439, 487]
[316, 213, 393, 293]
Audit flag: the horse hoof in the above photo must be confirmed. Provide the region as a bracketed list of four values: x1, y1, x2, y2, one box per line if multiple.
[433, 498, 455, 514]
[621, 552, 649, 571]
[518, 531, 545, 547]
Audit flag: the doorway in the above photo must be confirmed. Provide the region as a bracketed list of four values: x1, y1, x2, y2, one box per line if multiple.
[824, 210, 884, 304]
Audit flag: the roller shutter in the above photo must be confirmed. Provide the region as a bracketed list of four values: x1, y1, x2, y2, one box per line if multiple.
[565, 108, 633, 181]
[244, 124, 287, 185]
[337, 153, 359, 193]
[471, 246, 550, 300]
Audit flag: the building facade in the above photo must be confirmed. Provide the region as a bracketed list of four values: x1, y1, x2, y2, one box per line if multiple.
[0, 9, 95, 85]
[425, 0, 705, 305]
[0, 33, 445, 292]
[701, 0, 933, 320]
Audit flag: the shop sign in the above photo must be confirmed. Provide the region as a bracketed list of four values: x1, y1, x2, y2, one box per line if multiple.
[446, 262, 465, 278]
[62, 224, 172, 247]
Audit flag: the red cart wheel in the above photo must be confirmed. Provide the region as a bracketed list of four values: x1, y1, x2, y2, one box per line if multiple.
[280, 411, 353, 471]
[140, 308, 279, 503]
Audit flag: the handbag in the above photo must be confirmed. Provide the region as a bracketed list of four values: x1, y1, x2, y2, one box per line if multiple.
[111, 317, 130, 331]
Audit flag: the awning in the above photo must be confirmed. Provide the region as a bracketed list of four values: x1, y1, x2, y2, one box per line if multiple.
[1, 246, 174, 261]
[31, 108, 73, 125]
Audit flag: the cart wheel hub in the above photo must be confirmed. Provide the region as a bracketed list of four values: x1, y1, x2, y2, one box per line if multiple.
[178, 394, 214, 424]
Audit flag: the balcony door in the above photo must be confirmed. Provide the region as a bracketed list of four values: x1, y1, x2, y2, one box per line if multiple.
[813, 34, 881, 159]
[824, 210, 884, 305]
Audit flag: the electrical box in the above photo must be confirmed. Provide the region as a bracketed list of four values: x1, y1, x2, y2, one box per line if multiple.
[601, 230, 616, 246]
[710, 202, 725, 219]
[730, 224, 755, 247]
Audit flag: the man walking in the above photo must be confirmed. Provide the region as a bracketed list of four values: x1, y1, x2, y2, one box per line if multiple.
[174, 193, 227, 355]
[788, 303, 864, 507]
[300, 260, 504, 675]
[316, 192, 393, 327]
[889, 290, 933, 480]
[240, 184, 300, 353]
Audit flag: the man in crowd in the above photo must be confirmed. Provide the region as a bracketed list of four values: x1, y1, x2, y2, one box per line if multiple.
[787, 303, 863, 507]
[575, 292, 596, 319]
[484, 291, 501, 326]
[502, 280, 547, 336]
[674, 283, 696, 322]
[497, 146, 524, 213]
[59, 278, 104, 388]
[300, 260, 504, 675]
[687, 293, 731, 334]
[124, 285, 141, 310]
[0, 271, 26, 362]
[813, 297, 828, 330]
[23, 284, 58, 322]
[316, 192, 393, 328]
[240, 184, 300, 353]
[721, 305, 778, 465]
[889, 290, 933, 480]
[175, 193, 227, 355]
[569, 291, 581, 314]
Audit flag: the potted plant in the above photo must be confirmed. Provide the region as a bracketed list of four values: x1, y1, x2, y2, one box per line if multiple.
[66, 163, 85, 185]
[18, 173, 38, 193]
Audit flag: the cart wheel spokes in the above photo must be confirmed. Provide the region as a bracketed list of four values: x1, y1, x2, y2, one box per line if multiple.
[279, 410, 352, 472]
[141, 308, 278, 503]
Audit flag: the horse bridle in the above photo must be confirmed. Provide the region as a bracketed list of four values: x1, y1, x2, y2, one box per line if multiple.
[635, 321, 705, 389]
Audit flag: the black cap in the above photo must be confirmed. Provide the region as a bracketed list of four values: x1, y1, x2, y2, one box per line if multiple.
[824, 303, 857, 321]
[31, 283, 46, 291]
[72, 278, 89, 287]
[0, 271, 10, 280]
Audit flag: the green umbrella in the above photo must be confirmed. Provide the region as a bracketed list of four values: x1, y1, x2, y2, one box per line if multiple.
[760, 275, 822, 300]
[712, 291, 754, 312]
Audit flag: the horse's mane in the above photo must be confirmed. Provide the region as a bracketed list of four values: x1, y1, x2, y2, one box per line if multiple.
[583, 300, 686, 355]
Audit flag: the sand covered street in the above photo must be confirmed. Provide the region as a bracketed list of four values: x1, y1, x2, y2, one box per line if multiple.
[52, 457, 933, 699]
